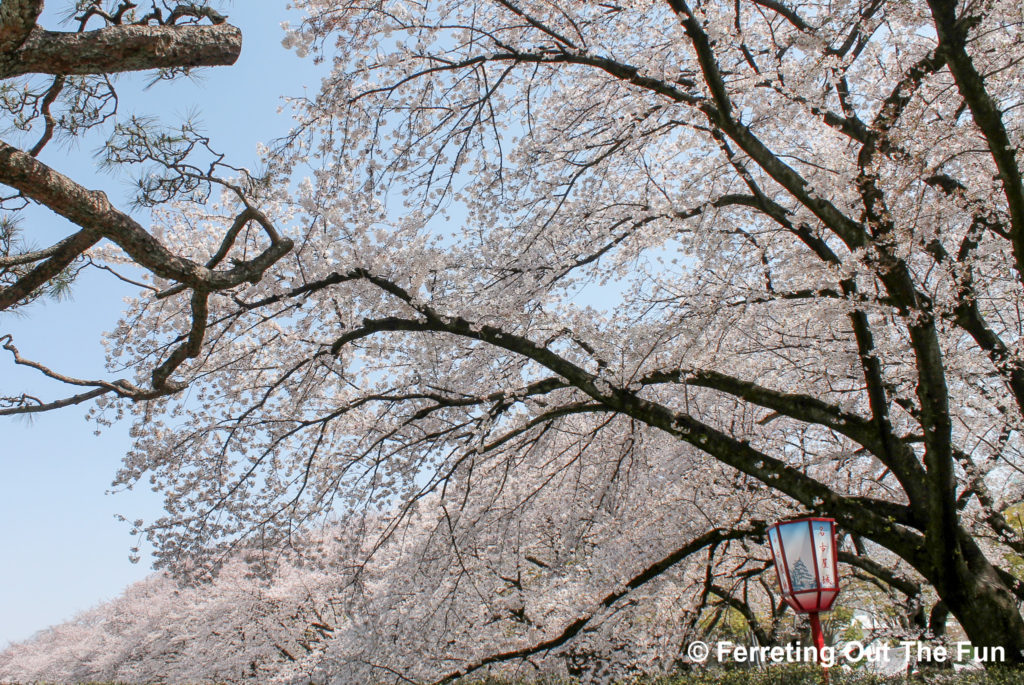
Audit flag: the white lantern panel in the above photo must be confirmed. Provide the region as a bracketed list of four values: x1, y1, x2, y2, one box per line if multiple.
[811, 520, 836, 588]
[768, 526, 790, 594]
[778, 521, 819, 591]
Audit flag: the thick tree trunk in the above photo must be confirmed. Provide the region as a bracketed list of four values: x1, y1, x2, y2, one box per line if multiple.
[924, 535, 1024, 665]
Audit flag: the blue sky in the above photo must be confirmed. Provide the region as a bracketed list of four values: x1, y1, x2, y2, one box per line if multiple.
[0, 3, 324, 647]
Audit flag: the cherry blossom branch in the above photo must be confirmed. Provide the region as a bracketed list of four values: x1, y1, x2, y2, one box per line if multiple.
[666, 0, 870, 255]
[327, 301, 927, 560]
[492, 0, 580, 49]
[708, 580, 772, 645]
[431, 524, 763, 685]
[667, 0, 972, 595]
[748, 0, 809, 31]
[698, 121, 909, 469]
[926, 0, 1024, 284]
[924, 232, 1024, 412]
[637, 367, 927, 488]
[359, 49, 700, 107]
[838, 550, 921, 599]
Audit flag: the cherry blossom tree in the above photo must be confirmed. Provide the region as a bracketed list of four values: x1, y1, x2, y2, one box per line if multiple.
[8, 0, 1024, 676]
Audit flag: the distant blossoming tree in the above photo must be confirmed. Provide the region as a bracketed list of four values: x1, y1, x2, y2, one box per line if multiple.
[6, 0, 1024, 677]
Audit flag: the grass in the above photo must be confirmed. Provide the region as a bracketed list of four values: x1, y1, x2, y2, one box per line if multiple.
[465, 665, 1024, 685]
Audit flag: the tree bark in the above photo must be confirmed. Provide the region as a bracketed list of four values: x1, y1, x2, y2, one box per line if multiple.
[0, 23, 242, 78]
[925, 535, 1024, 664]
[0, 0, 43, 53]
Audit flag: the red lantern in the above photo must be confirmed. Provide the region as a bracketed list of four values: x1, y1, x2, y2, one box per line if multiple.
[768, 517, 839, 613]
[768, 517, 839, 674]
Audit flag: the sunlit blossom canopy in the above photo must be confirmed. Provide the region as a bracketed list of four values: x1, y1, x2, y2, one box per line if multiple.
[768, 518, 839, 614]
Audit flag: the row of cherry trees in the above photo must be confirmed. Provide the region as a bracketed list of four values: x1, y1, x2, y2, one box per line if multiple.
[0, 497, 912, 684]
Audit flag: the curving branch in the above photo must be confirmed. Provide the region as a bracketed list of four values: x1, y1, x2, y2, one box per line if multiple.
[326, 276, 928, 562]
[839, 550, 921, 599]
[432, 524, 762, 685]
[0, 334, 154, 416]
[926, 0, 1024, 283]
[0, 141, 292, 311]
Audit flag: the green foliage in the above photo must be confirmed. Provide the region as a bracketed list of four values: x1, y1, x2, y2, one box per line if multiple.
[0, 214, 83, 309]
[698, 605, 754, 643]
[829, 606, 865, 645]
[1002, 503, 1024, 581]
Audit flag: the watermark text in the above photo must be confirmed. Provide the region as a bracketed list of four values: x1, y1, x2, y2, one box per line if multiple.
[685, 640, 1005, 667]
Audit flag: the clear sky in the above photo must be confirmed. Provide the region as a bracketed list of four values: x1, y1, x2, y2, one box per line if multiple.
[0, 2, 324, 647]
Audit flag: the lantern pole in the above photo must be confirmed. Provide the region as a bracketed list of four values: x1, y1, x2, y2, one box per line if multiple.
[809, 611, 828, 682]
